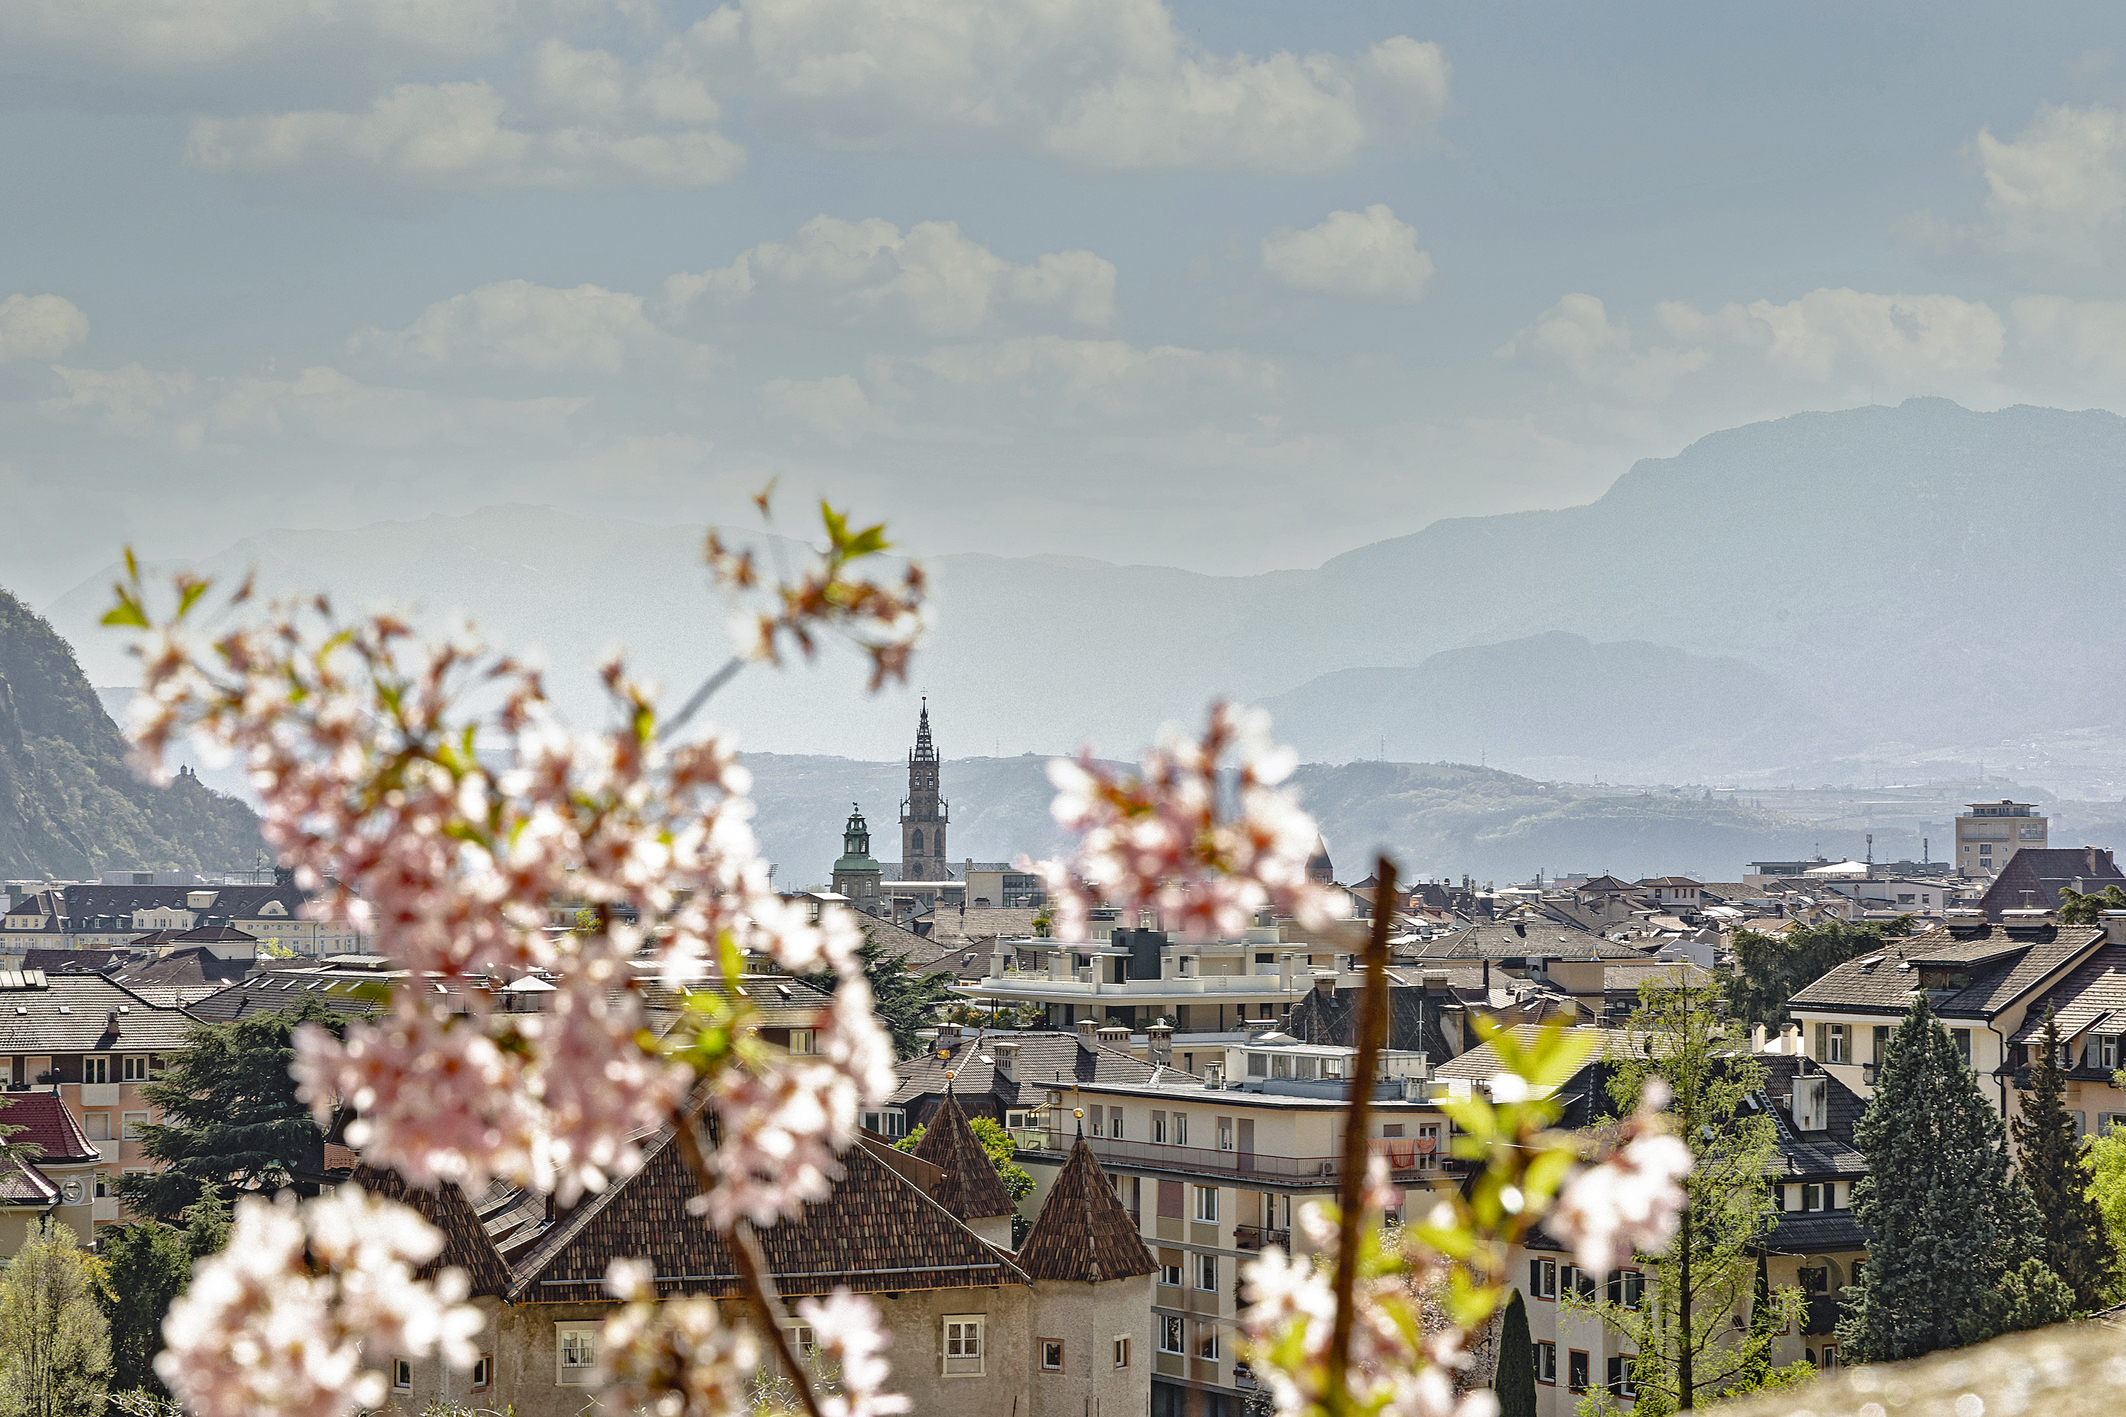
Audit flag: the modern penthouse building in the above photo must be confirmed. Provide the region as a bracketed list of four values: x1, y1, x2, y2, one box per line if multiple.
[1955, 799, 2047, 879]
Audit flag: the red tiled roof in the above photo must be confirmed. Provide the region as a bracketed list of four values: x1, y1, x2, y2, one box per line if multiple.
[910, 1091, 1015, 1220]
[508, 1112, 1028, 1303]
[1015, 1136, 1156, 1283]
[0, 1157, 58, 1205]
[0, 1091, 100, 1164]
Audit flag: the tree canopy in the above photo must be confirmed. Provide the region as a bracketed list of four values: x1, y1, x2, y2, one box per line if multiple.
[118, 1001, 348, 1219]
[2056, 884, 2126, 924]
[804, 925, 957, 1060]
[895, 1114, 1035, 1202]
[1725, 918, 1905, 1030]
[2010, 1012, 2120, 1309]
[1841, 996, 2062, 1361]
[0, 1219, 111, 1417]
[1493, 1289, 1534, 1417]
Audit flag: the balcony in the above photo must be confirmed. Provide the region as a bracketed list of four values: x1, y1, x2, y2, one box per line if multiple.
[1233, 1225, 1292, 1251]
[79, 1083, 120, 1107]
[1034, 1132, 1465, 1184]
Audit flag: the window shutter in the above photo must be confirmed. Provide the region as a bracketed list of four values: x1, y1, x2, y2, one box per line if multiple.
[1530, 1259, 1541, 1293]
[1813, 1022, 1827, 1060]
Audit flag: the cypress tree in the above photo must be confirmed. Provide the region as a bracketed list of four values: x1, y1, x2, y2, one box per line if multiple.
[1840, 996, 2061, 1361]
[2010, 1011, 2119, 1310]
[1494, 1289, 1535, 1417]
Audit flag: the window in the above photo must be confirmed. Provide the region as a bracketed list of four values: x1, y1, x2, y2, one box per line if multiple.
[1196, 1326, 1219, 1362]
[1113, 1336, 1130, 1369]
[1953, 1029, 1973, 1067]
[470, 1354, 492, 1391]
[1158, 1316, 1184, 1354]
[787, 1029, 816, 1055]
[1605, 1270, 1645, 1307]
[1802, 1183, 1823, 1213]
[861, 1108, 907, 1138]
[1607, 1355, 1637, 1399]
[1197, 1254, 1218, 1292]
[1559, 1264, 1595, 1300]
[1217, 1117, 1234, 1152]
[122, 1113, 149, 1140]
[85, 1113, 110, 1141]
[943, 1316, 985, 1376]
[1529, 1257, 1557, 1300]
[1153, 1110, 1168, 1143]
[1825, 1024, 1847, 1064]
[1534, 1341, 1556, 1385]
[1820, 1344, 1841, 1370]
[788, 1326, 816, 1355]
[1294, 1057, 1318, 1079]
[1172, 1112, 1188, 1146]
[1110, 1109, 1124, 1140]
[94, 1173, 111, 1199]
[1248, 1052, 1268, 1077]
[1089, 1105, 1104, 1137]
[1271, 1055, 1292, 1078]
[1195, 1185, 1218, 1222]
[558, 1328, 597, 1384]
[392, 1358, 412, 1392]
[1159, 1250, 1182, 1287]
[121, 1056, 148, 1082]
[84, 1056, 110, 1084]
[1568, 1350, 1589, 1393]
[1322, 1056, 1344, 1079]
[1158, 1180, 1184, 1219]
[1041, 1339, 1064, 1372]
[1005, 1109, 1040, 1131]
[2101, 1035, 2120, 1070]
[1872, 1026, 1890, 1064]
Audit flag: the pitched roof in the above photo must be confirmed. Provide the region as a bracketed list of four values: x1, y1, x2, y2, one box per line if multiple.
[910, 1091, 1016, 1220]
[1015, 1135, 1156, 1283]
[350, 1164, 514, 1297]
[0, 1155, 58, 1206]
[1787, 921, 2106, 1020]
[924, 907, 1045, 950]
[887, 1029, 1172, 1109]
[1283, 978, 1459, 1058]
[508, 1113, 1027, 1303]
[1762, 1211, 1870, 1255]
[1403, 921, 1646, 962]
[107, 946, 254, 1006]
[2006, 944, 2126, 1046]
[0, 1090, 101, 1164]
[1978, 848, 2126, 921]
[185, 977, 380, 1024]
[0, 972, 196, 1051]
[1756, 1055, 1868, 1177]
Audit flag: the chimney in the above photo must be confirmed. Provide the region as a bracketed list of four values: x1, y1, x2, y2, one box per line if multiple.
[1752, 1023, 1768, 1053]
[1279, 952, 1297, 991]
[1779, 1023, 1801, 1056]
[1204, 1060, 1225, 1088]
[1075, 1018, 1097, 1048]
[993, 1041, 1019, 1082]
[1096, 1024, 1132, 1050]
[1146, 1021, 1173, 1067]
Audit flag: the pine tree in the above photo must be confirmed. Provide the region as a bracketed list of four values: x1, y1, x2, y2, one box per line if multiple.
[1840, 996, 2064, 1361]
[0, 1218, 112, 1417]
[95, 1224, 190, 1396]
[2010, 1011, 2120, 1310]
[1494, 1290, 1535, 1417]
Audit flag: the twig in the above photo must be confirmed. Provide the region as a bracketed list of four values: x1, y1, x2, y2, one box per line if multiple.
[668, 1102, 828, 1417]
[1326, 855, 1397, 1415]
[666, 654, 746, 736]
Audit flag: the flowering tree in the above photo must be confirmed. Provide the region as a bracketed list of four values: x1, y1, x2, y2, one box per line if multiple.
[107, 500, 1687, 1417]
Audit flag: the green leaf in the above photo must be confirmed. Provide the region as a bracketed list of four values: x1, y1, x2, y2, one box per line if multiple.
[177, 577, 212, 617]
[101, 595, 150, 629]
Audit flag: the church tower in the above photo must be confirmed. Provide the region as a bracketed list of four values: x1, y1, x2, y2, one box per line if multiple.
[899, 699, 948, 881]
[832, 804, 883, 907]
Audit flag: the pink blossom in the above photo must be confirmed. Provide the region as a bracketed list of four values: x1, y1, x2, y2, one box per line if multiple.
[1549, 1130, 1694, 1274]
[795, 1289, 913, 1417]
[597, 1259, 763, 1417]
[1024, 703, 1346, 941]
[156, 1187, 482, 1417]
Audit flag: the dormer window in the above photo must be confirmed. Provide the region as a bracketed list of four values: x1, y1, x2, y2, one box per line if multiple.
[1918, 968, 1970, 991]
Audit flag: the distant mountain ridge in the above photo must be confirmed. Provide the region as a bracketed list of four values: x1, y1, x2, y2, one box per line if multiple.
[0, 588, 265, 878]
[42, 400, 2126, 784]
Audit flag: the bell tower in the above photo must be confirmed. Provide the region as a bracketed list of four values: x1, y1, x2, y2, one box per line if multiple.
[900, 699, 948, 881]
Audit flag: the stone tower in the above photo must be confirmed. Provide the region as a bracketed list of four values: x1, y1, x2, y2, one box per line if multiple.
[1018, 1133, 1157, 1417]
[832, 803, 883, 907]
[900, 699, 949, 881]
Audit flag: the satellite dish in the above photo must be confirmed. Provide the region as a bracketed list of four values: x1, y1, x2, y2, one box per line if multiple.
[60, 1180, 84, 1204]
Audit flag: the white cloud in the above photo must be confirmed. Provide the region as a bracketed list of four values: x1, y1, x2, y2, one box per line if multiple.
[186, 77, 744, 195]
[1970, 104, 2126, 269]
[43, 362, 583, 451]
[0, 294, 90, 360]
[353, 280, 710, 375]
[759, 375, 878, 443]
[1499, 294, 1710, 401]
[1260, 205, 1434, 302]
[1506, 288, 2003, 403]
[688, 0, 1447, 174]
[664, 216, 1116, 336]
[0, 0, 604, 70]
[2013, 295, 2126, 384]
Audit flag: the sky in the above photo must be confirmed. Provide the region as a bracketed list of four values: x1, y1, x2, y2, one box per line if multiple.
[8, 1, 2126, 607]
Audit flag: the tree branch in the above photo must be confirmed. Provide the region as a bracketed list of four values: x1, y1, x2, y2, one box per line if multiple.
[668, 1101, 828, 1417]
[1326, 856, 1397, 1415]
[666, 654, 746, 737]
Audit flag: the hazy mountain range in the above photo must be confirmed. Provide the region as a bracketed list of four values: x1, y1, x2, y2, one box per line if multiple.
[47, 398, 2126, 800]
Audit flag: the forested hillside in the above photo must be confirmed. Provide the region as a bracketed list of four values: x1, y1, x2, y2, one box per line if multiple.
[0, 587, 264, 878]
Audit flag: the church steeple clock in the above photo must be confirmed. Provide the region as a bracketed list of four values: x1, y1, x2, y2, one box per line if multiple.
[900, 699, 949, 881]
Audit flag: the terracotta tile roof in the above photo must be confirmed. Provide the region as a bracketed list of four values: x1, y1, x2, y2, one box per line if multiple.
[350, 1164, 514, 1297]
[0, 1090, 101, 1163]
[1015, 1135, 1156, 1283]
[2007, 944, 2126, 1045]
[1787, 922, 2106, 1020]
[507, 1113, 1028, 1303]
[1977, 848, 2126, 921]
[0, 1156, 58, 1205]
[910, 1092, 1015, 1220]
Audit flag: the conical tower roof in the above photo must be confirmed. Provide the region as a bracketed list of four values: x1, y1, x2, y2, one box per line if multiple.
[912, 1091, 1015, 1221]
[1017, 1136, 1156, 1282]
